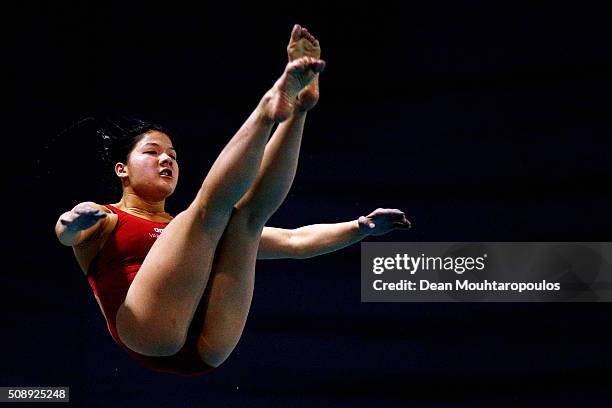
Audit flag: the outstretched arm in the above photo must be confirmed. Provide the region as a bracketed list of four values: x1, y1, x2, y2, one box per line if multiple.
[257, 208, 411, 259]
[55, 202, 108, 246]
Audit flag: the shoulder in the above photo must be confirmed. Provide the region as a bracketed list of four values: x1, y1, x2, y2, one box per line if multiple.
[73, 201, 118, 247]
[72, 202, 119, 275]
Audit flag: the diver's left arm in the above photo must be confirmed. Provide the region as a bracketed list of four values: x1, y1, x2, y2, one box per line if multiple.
[257, 208, 411, 259]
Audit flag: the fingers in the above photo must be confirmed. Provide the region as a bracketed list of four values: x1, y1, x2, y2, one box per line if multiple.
[74, 204, 105, 215]
[394, 211, 412, 229]
[390, 210, 411, 229]
[74, 206, 96, 215]
[61, 209, 86, 225]
[60, 205, 106, 234]
[368, 208, 412, 230]
[393, 221, 412, 229]
[60, 215, 75, 225]
[73, 206, 107, 223]
[75, 208, 107, 218]
[370, 208, 404, 217]
[73, 203, 99, 214]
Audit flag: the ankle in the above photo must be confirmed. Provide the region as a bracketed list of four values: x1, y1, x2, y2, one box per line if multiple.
[257, 92, 280, 125]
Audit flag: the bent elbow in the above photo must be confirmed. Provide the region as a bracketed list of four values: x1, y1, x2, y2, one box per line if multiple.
[288, 234, 309, 259]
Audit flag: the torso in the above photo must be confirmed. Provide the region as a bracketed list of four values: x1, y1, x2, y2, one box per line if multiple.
[72, 202, 173, 276]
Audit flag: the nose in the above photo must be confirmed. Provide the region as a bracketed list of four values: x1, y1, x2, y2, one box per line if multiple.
[160, 154, 174, 167]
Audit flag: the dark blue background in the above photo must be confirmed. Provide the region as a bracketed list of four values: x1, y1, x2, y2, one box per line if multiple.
[7, 1, 612, 406]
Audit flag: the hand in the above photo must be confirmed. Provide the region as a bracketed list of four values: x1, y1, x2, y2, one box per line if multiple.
[358, 208, 411, 236]
[60, 203, 107, 232]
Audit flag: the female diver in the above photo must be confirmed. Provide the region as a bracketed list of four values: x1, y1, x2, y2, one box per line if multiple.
[54, 25, 411, 376]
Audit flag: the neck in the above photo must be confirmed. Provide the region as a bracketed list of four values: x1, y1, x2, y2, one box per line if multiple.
[116, 192, 167, 216]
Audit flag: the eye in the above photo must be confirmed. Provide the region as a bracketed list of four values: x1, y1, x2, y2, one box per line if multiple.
[170, 155, 177, 160]
[145, 151, 157, 155]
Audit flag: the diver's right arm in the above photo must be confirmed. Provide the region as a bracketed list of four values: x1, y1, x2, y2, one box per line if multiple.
[55, 202, 108, 246]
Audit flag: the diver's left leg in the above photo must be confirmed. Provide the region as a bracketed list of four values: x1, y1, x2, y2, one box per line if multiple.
[195, 110, 308, 367]
[194, 207, 261, 368]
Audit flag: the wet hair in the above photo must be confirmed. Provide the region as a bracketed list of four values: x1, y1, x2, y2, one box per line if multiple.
[97, 116, 175, 194]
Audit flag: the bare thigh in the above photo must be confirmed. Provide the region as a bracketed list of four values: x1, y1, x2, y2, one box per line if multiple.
[195, 208, 263, 367]
[116, 202, 231, 357]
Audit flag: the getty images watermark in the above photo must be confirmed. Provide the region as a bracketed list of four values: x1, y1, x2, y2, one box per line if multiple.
[361, 242, 612, 302]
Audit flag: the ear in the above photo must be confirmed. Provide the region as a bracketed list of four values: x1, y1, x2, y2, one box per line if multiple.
[115, 162, 128, 179]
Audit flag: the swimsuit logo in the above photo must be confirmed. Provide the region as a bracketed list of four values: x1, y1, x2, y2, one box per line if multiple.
[149, 227, 165, 238]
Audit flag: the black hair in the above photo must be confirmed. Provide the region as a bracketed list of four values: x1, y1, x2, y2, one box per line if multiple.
[36, 115, 177, 199]
[96, 116, 176, 195]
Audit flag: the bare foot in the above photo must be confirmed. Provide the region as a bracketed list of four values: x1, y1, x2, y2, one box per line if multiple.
[287, 24, 321, 62]
[263, 56, 325, 122]
[287, 24, 322, 112]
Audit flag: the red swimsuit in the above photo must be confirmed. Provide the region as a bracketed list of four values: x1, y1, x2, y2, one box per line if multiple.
[87, 204, 214, 376]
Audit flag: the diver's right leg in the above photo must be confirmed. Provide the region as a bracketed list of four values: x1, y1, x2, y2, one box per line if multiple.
[116, 56, 325, 357]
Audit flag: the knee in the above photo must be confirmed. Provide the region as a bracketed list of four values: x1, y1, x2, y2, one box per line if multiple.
[116, 305, 186, 357]
[230, 205, 268, 232]
[188, 192, 234, 231]
[197, 335, 236, 368]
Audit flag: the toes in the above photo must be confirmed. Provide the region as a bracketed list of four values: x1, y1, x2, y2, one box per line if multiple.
[289, 57, 326, 73]
[306, 33, 316, 44]
[311, 59, 326, 73]
[300, 27, 318, 45]
[291, 24, 302, 41]
[294, 56, 311, 66]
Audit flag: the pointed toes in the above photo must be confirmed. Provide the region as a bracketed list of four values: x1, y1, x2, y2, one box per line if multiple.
[299, 26, 318, 45]
[291, 24, 302, 40]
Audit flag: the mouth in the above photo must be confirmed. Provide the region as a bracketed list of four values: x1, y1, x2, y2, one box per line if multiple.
[159, 168, 173, 178]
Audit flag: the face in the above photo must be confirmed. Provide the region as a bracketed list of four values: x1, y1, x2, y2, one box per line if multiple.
[116, 130, 179, 200]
